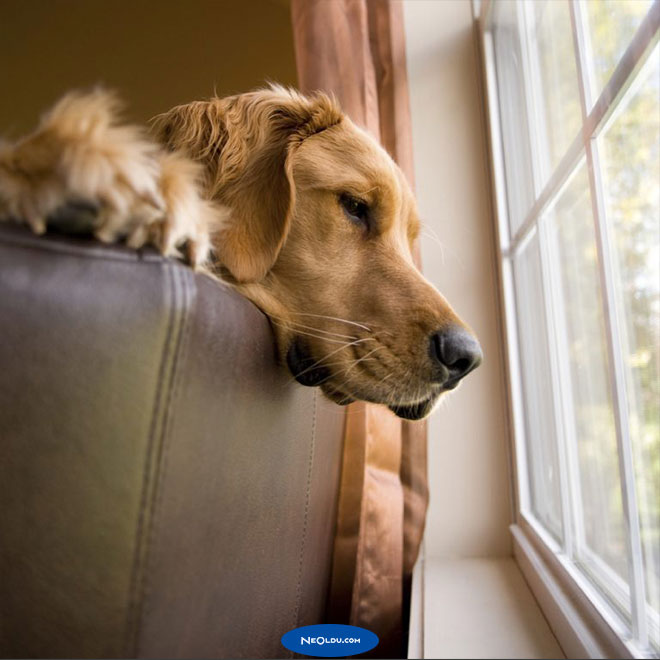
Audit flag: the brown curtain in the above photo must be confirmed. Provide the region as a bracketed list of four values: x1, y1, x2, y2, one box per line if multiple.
[290, 1, 429, 656]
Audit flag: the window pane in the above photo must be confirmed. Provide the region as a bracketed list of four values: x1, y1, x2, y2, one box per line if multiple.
[492, 0, 535, 236]
[526, 0, 582, 184]
[583, 0, 654, 102]
[514, 232, 563, 541]
[599, 44, 660, 634]
[547, 162, 630, 605]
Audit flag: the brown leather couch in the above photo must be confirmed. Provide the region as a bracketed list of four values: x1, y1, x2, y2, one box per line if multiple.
[0, 224, 345, 658]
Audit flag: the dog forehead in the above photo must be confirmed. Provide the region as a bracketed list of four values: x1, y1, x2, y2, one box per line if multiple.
[292, 119, 397, 192]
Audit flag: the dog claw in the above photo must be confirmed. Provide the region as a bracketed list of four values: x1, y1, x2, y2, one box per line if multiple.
[46, 201, 99, 234]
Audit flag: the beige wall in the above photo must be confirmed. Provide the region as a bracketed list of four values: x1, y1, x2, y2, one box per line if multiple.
[0, 0, 296, 134]
[404, 0, 512, 558]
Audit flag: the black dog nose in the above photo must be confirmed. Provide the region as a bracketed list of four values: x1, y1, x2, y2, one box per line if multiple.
[430, 326, 482, 385]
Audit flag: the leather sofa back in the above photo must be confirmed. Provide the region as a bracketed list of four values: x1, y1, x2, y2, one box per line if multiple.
[0, 225, 345, 658]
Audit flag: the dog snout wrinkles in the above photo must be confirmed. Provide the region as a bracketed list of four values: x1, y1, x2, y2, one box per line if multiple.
[429, 326, 482, 388]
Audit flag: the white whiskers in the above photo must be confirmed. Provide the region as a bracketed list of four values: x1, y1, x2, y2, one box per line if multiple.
[289, 312, 372, 332]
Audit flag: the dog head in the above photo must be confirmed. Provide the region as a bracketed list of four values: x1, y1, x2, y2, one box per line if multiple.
[152, 86, 482, 420]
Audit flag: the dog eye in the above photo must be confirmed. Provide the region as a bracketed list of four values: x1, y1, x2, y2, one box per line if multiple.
[339, 193, 370, 229]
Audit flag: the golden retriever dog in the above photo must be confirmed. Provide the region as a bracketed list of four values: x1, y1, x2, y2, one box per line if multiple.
[0, 86, 481, 420]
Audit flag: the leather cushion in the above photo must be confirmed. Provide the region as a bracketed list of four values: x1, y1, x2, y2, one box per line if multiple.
[0, 225, 344, 658]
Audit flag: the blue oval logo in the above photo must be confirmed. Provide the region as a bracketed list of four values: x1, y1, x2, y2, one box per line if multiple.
[281, 623, 378, 657]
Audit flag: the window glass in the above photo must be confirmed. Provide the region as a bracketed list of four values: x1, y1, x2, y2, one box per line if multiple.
[547, 162, 629, 601]
[492, 0, 535, 236]
[486, 1, 659, 650]
[526, 0, 583, 184]
[514, 232, 563, 541]
[583, 0, 654, 102]
[599, 44, 660, 632]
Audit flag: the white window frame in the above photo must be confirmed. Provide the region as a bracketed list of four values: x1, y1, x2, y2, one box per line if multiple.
[474, 0, 660, 657]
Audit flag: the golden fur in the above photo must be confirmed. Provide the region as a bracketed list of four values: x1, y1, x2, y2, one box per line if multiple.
[0, 90, 223, 263]
[0, 86, 480, 419]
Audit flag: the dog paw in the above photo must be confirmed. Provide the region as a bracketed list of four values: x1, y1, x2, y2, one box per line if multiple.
[122, 151, 228, 270]
[0, 90, 224, 269]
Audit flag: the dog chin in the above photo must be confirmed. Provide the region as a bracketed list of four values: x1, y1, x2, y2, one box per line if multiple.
[387, 396, 439, 421]
[320, 385, 437, 420]
[319, 386, 356, 406]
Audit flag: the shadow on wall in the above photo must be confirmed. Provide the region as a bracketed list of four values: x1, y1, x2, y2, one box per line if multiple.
[0, 0, 297, 134]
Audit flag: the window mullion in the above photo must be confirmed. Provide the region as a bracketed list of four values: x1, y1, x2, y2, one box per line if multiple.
[555, 0, 588, 586]
[482, 30, 512, 252]
[516, 0, 545, 197]
[568, 0, 590, 131]
[571, 0, 595, 109]
[520, 0, 577, 559]
[569, 0, 649, 647]
[536, 203, 577, 560]
[513, 0, 559, 533]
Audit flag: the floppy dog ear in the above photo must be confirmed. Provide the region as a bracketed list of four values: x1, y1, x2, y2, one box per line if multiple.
[151, 88, 342, 282]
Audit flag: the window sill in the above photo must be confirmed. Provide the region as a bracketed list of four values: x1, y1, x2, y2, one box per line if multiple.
[408, 554, 564, 659]
[511, 521, 655, 659]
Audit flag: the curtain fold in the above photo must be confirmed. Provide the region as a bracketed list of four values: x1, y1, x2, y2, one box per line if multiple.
[290, 1, 428, 655]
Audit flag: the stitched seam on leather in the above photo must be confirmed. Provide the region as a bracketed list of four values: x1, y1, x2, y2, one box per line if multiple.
[134, 264, 195, 656]
[292, 389, 318, 641]
[123, 261, 181, 656]
[351, 429, 371, 627]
